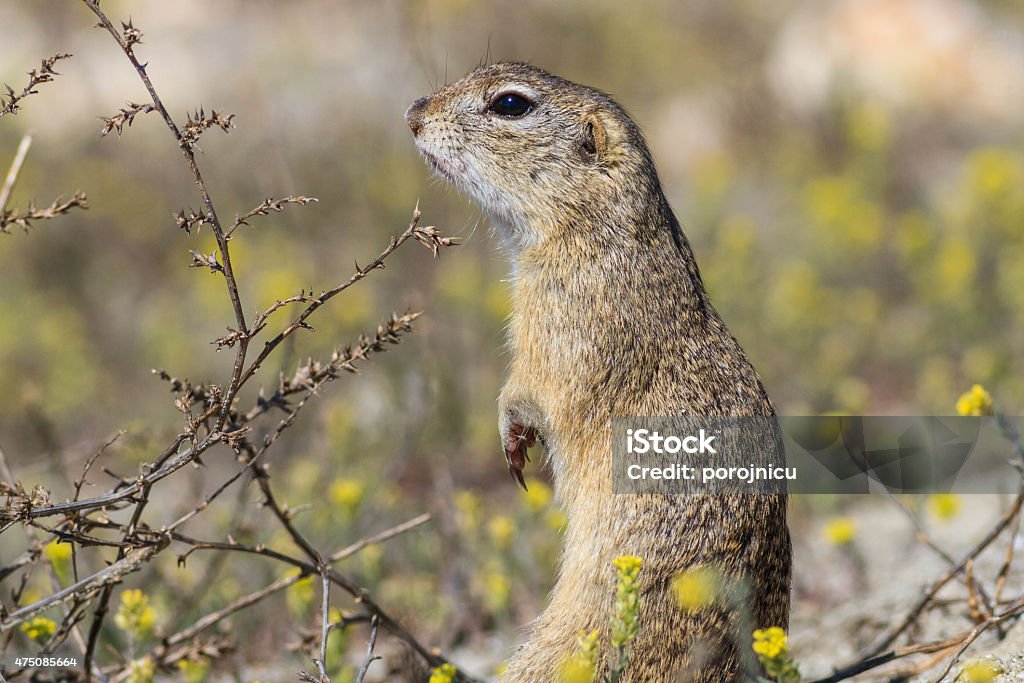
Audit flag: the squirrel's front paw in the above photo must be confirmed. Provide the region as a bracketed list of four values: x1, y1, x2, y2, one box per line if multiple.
[503, 419, 537, 491]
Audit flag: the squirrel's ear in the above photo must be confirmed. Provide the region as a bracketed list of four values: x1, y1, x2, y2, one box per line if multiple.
[580, 111, 622, 164]
[580, 116, 604, 162]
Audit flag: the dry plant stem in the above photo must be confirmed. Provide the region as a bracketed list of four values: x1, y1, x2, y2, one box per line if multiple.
[354, 615, 381, 683]
[0, 132, 32, 213]
[155, 516, 430, 661]
[317, 571, 332, 682]
[808, 598, 1024, 683]
[329, 513, 432, 562]
[82, 0, 250, 424]
[15, 309, 416, 525]
[0, 443, 93, 664]
[860, 487, 1024, 658]
[0, 543, 163, 631]
[251, 475, 468, 672]
[930, 596, 1024, 682]
[83, 473, 157, 677]
[241, 205, 433, 386]
[993, 503, 1022, 604]
[811, 491, 1024, 683]
[156, 572, 305, 657]
[171, 530, 471, 677]
[1, 6, 460, 680]
[0, 53, 72, 117]
[885, 493, 997, 616]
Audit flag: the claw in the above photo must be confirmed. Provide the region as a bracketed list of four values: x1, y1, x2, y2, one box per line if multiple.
[505, 421, 537, 491]
[509, 463, 529, 491]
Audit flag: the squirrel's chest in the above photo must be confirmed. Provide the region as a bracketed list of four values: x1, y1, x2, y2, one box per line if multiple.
[506, 267, 629, 406]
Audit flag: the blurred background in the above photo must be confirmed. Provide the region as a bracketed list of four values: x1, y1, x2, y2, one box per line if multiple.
[1, 0, 1023, 679]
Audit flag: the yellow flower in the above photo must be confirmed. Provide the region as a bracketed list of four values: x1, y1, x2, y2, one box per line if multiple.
[752, 627, 788, 659]
[454, 490, 481, 530]
[559, 630, 599, 683]
[360, 543, 383, 577]
[328, 478, 364, 513]
[115, 589, 157, 640]
[752, 627, 801, 682]
[672, 566, 720, 612]
[959, 658, 1004, 682]
[935, 239, 977, 299]
[522, 480, 552, 512]
[612, 555, 642, 578]
[20, 616, 56, 644]
[126, 657, 154, 683]
[546, 509, 568, 533]
[719, 214, 756, 254]
[43, 539, 73, 585]
[968, 148, 1021, 200]
[428, 663, 457, 683]
[823, 517, 856, 546]
[929, 494, 961, 521]
[611, 555, 642, 649]
[283, 567, 315, 616]
[845, 101, 891, 151]
[483, 569, 511, 612]
[956, 384, 993, 417]
[43, 539, 72, 564]
[177, 657, 210, 683]
[487, 515, 516, 549]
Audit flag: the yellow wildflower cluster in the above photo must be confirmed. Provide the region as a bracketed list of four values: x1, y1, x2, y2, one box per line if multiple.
[845, 101, 891, 152]
[959, 658, 1004, 682]
[672, 566, 720, 612]
[752, 627, 801, 683]
[126, 657, 155, 683]
[482, 567, 510, 612]
[20, 616, 56, 644]
[487, 515, 516, 549]
[522, 479, 552, 512]
[929, 493, 962, 521]
[283, 568, 315, 616]
[545, 509, 568, 533]
[177, 657, 210, 683]
[956, 384, 993, 416]
[752, 626, 788, 658]
[559, 629, 599, 683]
[454, 490, 482, 530]
[610, 555, 642, 651]
[968, 148, 1021, 201]
[428, 663, 457, 683]
[328, 478, 364, 514]
[43, 539, 73, 584]
[43, 539, 72, 564]
[115, 589, 157, 640]
[822, 517, 857, 546]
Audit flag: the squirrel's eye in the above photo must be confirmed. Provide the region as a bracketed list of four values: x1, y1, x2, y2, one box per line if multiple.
[489, 92, 534, 118]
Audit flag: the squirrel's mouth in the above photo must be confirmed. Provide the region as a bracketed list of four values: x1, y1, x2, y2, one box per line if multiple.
[420, 149, 464, 186]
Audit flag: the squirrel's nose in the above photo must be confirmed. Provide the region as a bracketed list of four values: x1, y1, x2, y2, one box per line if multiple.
[405, 96, 430, 136]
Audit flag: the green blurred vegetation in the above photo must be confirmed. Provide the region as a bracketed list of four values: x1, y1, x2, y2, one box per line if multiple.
[1, 0, 1023, 678]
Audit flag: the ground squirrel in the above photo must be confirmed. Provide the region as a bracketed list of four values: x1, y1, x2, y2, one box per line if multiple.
[406, 63, 791, 682]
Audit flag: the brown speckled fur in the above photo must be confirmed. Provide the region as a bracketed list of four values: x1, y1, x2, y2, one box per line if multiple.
[407, 63, 791, 683]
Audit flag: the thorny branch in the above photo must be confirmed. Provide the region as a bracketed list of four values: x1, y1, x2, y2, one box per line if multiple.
[808, 421, 1024, 682]
[0, 53, 72, 117]
[0, 3, 465, 681]
[82, 0, 250, 427]
[0, 132, 88, 234]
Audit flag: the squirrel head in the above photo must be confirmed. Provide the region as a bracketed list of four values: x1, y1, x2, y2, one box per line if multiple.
[406, 62, 664, 253]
